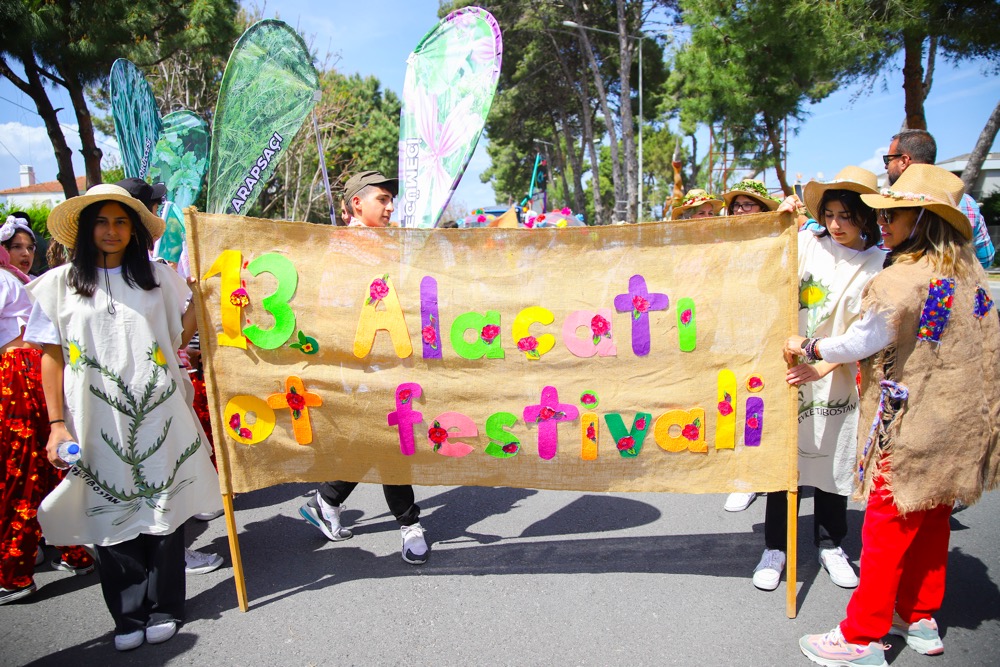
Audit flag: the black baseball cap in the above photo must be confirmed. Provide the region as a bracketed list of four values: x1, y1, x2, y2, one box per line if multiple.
[115, 177, 167, 207]
[344, 170, 399, 202]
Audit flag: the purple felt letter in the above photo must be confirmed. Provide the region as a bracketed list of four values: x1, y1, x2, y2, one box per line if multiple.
[387, 382, 424, 456]
[420, 276, 442, 359]
[613, 274, 668, 356]
[522, 386, 579, 460]
[744, 397, 764, 447]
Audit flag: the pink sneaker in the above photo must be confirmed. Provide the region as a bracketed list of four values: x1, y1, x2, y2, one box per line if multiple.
[799, 627, 888, 666]
[888, 615, 944, 655]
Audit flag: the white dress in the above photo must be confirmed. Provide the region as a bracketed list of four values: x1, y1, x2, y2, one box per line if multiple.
[796, 230, 885, 495]
[26, 263, 220, 546]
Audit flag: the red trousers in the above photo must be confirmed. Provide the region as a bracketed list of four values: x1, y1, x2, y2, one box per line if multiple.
[839, 475, 952, 644]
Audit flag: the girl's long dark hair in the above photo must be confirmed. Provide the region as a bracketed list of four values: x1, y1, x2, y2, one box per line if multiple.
[816, 189, 881, 250]
[68, 200, 159, 297]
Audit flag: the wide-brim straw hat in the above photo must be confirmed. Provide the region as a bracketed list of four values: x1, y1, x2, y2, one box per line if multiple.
[671, 189, 724, 220]
[722, 179, 780, 211]
[859, 164, 971, 241]
[802, 166, 879, 221]
[47, 184, 166, 249]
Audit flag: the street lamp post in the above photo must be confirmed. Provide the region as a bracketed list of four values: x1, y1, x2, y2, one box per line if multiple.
[563, 20, 644, 221]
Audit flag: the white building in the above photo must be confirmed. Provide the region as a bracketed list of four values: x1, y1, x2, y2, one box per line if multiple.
[936, 152, 1000, 201]
[0, 165, 85, 208]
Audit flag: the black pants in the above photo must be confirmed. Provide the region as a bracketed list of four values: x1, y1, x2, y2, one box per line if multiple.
[764, 488, 848, 551]
[318, 481, 420, 526]
[94, 528, 185, 634]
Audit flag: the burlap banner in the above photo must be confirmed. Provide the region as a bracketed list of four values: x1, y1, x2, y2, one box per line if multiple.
[187, 211, 798, 496]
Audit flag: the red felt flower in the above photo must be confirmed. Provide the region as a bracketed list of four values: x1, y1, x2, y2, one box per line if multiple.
[229, 413, 241, 430]
[422, 325, 437, 347]
[428, 422, 449, 445]
[229, 288, 250, 307]
[502, 443, 518, 454]
[517, 336, 538, 352]
[369, 278, 389, 302]
[591, 314, 610, 337]
[481, 324, 500, 343]
[632, 295, 650, 313]
[682, 424, 700, 441]
[398, 388, 412, 404]
[718, 401, 733, 416]
[747, 376, 764, 391]
[680, 309, 692, 325]
[586, 424, 597, 442]
[286, 392, 306, 411]
[617, 436, 635, 451]
[539, 406, 556, 420]
[747, 415, 760, 430]
[581, 392, 597, 406]
[238, 427, 252, 439]
[635, 417, 647, 431]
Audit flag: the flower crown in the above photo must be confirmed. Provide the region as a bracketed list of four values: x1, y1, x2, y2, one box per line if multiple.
[730, 180, 777, 201]
[681, 192, 721, 207]
[877, 188, 949, 205]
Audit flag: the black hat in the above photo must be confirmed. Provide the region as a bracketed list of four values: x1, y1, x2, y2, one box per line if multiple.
[115, 177, 167, 208]
[344, 170, 399, 202]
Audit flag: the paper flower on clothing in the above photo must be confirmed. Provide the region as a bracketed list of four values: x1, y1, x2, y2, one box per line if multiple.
[148, 342, 168, 368]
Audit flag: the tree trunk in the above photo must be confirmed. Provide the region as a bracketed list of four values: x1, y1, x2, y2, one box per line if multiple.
[688, 133, 700, 188]
[763, 115, 792, 196]
[901, 30, 928, 131]
[63, 73, 103, 188]
[616, 0, 637, 223]
[962, 98, 1000, 194]
[572, 16, 623, 222]
[0, 54, 81, 198]
[549, 111, 577, 212]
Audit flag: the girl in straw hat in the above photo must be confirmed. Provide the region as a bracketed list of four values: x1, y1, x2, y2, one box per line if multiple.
[671, 189, 724, 220]
[789, 164, 1000, 666]
[21, 184, 221, 651]
[751, 167, 885, 593]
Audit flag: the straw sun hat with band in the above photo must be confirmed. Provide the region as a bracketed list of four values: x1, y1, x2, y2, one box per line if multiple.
[859, 164, 971, 241]
[670, 189, 724, 220]
[801, 166, 879, 221]
[46, 183, 166, 249]
[722, 179, 781, 212]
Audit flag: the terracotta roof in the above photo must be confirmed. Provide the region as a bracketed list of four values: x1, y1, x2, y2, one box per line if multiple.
[0, 175, 87, 195]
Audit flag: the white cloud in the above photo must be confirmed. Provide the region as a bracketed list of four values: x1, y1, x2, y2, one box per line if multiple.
[858, 145, 890, 177]
[0, 121, 120, 191]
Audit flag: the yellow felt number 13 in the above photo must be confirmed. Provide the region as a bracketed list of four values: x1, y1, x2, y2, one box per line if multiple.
[202, 250, 299, 350]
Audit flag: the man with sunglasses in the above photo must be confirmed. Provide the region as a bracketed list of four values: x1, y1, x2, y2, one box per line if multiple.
[883, 130, 994, 268]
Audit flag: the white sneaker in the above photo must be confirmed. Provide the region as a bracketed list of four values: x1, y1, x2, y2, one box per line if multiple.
[724, 492, 757, 512]
[114, 629, 144, 651]
[752, 549, 786, 591]
[401, 523, 428, 564]
[194, 508, 224, 521]
[819, 547, 859, 588]
[184, 548, 223, 575]
[145, 621, 177, 644]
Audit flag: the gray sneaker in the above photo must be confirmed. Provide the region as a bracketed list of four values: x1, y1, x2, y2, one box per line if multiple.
[299, 491, 353, 541]
[401, 523, 428, 564]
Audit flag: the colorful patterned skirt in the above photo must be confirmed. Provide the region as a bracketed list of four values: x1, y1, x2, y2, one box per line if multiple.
[1, 348, 91, 589]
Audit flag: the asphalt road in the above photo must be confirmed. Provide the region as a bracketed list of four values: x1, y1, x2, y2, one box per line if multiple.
[2, 481, 998, 666]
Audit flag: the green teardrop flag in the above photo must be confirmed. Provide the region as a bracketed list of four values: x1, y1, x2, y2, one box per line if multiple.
[398, 7, 502, 228]
[150, 111, 210, 262]
[207, 19, 320, 215]
[110, 59, 162, 179]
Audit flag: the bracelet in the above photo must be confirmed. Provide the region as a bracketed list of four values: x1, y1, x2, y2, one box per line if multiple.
[801, 337, 823, 363]
[49, 419, 65, 424]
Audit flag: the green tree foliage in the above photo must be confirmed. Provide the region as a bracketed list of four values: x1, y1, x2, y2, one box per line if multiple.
[671, 0, 886, 195]
[0, 0, 238, 197]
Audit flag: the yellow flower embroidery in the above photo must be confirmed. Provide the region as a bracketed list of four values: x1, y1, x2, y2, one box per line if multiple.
[799, 278, 830, 310]
[67, 341, 82, 367]
[150, 343, 168, 367]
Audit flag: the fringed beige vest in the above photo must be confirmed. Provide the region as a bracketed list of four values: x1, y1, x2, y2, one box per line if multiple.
[856, 255, 1000, 514]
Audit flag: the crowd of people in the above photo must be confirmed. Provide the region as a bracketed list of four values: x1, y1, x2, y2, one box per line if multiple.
[1, 129, 998, 665]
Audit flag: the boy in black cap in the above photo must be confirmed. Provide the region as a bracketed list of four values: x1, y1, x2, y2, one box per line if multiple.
[300, 170, 429, 565]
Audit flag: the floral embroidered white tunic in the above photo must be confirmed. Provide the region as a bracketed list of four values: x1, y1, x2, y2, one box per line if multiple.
[26, 263, 220, 546]
[796, 230, 885, 495]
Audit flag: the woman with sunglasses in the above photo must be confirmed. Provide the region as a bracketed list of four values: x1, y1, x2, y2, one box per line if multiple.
[791, 165, 1000, 666]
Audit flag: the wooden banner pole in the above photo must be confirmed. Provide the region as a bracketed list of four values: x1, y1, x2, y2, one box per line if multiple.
[222, 493, 249, 612]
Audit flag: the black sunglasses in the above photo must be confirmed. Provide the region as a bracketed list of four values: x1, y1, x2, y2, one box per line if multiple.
[882, 154, 905, 167]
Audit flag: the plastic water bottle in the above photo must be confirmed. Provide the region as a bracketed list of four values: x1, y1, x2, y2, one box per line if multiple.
[57, 441, 81, 466]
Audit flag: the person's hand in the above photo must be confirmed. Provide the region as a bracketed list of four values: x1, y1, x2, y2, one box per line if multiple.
[46, 422, 75, 470]
[784, 335, 807, 365]
[777, 194, 803, 214]
[786, 363, 821, 385]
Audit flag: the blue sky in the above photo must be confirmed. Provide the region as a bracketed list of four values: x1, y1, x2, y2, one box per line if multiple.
[1, 0, 998, 212]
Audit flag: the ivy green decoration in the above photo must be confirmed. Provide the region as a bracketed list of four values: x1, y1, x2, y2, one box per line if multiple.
[73, 342, 201, 525]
